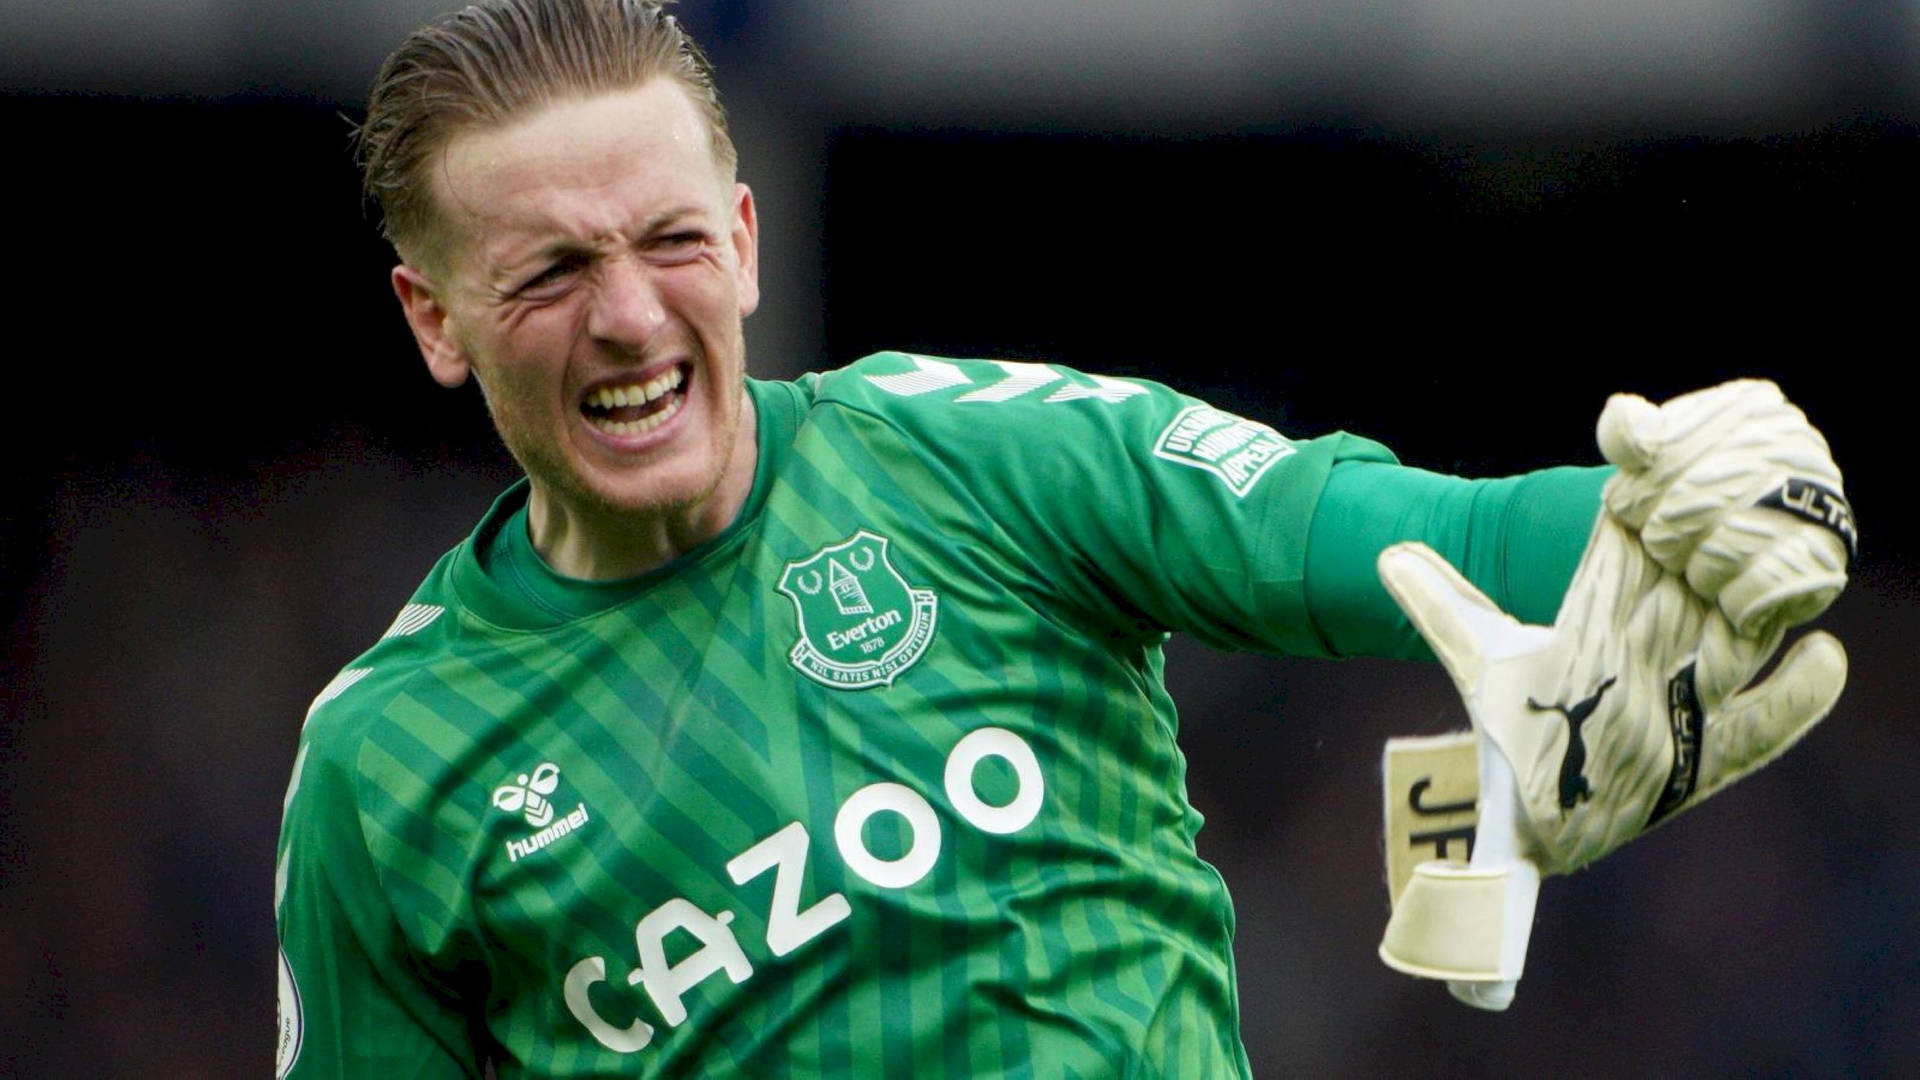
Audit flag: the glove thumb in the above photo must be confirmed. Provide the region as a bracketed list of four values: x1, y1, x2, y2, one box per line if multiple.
[1378, 543, 1539, 698]
[1596, 392, 1661, 473]
[1697, 630, 1847, 800]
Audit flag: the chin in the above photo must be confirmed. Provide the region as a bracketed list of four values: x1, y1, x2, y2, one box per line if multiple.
[521, 402, 744, 525]
[580, 459, 725, 518]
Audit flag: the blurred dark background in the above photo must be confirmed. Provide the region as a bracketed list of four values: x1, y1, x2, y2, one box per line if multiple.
[2, 1, 1914, 1075]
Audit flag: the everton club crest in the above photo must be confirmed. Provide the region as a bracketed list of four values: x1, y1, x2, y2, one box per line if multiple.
[777, 530, 938, 690]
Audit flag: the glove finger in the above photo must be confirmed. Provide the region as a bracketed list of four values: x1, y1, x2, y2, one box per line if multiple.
[1599, 380, 1784, 476]
[1638, 482, 1727, 572]
[1655, 379, 1785, 443]
[1702, 524, 1849, 637]
[1600, 381, 1793, 532]
[1377, 542, 1513, 692]
[1697, 631, 1847, 798]
[1676, 502, 1775, 602]
[1596, 392, 1660, 473]
[1630, 433, 1847, 581]
[1693, 612, 1785, 710]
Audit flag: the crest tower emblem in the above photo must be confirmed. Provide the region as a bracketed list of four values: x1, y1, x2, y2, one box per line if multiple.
[777, 530, 938, 689]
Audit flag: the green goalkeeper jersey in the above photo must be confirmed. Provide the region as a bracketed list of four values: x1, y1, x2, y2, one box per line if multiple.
[275, 353, 1600, 1078]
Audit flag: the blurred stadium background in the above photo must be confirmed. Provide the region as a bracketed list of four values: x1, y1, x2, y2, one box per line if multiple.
[2, 1, 1915, 1074]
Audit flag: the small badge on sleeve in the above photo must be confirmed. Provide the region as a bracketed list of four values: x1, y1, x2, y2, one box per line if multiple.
[1151, 406, 1296, 496]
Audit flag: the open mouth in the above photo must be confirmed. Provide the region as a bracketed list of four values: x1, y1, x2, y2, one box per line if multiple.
[581, 365, 688, 436]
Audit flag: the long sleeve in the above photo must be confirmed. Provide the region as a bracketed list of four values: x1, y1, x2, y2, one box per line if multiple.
[1303, 461, 1611, 660]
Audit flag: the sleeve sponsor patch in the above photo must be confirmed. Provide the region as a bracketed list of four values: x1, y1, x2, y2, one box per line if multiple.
[1151, 405, 1296, 497]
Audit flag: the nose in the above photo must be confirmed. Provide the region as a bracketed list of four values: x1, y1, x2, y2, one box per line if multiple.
[585, 256, 667, 349]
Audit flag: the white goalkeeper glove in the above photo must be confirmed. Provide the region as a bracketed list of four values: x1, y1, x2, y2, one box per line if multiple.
[1374, 522, 1846, 1009]
[1596, 379, 1855, 636]
[1375, 380, 1852, 1012]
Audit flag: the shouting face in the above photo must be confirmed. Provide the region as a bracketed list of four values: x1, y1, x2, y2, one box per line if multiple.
[394, 79, 761, 575]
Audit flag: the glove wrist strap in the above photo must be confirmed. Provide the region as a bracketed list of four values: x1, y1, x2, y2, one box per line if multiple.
[1379, 859, 1540, 992]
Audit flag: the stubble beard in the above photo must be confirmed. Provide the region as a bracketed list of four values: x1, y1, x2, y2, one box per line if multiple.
[482, 347, 749, 530]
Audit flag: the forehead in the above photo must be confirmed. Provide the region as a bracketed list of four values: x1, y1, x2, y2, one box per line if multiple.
[431, 80, 726, 261]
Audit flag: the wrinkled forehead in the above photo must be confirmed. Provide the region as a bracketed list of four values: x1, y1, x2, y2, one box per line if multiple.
[416, 81, 733, 268]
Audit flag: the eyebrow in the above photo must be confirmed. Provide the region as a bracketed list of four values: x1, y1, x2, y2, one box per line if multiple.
[637, 205, 710, 235]
[492, 205, 712, 276]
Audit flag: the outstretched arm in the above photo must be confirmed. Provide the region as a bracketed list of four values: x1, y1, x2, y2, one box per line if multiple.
[1303, 462, 1611, 660]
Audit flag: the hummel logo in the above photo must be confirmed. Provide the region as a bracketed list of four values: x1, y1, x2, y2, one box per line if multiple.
[494, 763, 562, 826]
[493, 763, 591, 862]
[1528, 677, 1617, 810]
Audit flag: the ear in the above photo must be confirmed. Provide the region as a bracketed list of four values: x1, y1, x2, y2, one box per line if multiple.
[730, 182, 760, 317]
[392, 264, 472, 388]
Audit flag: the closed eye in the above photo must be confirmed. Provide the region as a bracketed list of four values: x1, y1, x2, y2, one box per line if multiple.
[517, 255, 587, 295]
[649, 231, 707, 260]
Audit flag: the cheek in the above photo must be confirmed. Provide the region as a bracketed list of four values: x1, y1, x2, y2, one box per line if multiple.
[483, 312, 579, 383]
[496, 303, 578, 352]
[672, 275, 747, 353]
[471, 351, 563, 429]
[677, 258, 741, 309]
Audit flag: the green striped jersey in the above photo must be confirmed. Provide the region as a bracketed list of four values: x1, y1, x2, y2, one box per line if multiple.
[275, 352, 1402, 1078]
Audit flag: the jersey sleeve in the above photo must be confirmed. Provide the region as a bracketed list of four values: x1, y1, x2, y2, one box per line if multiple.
[1302, 461, 1610, 659]
[275, 714, 482, 1079]
[814, 355, 1396, 655]
[814, 354, 1602, 660]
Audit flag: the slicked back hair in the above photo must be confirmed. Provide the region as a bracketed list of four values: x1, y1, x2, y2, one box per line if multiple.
[357, 0, 735, 267]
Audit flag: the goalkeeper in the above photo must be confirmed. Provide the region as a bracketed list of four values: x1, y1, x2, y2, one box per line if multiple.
[274, 1, 1854, 1076]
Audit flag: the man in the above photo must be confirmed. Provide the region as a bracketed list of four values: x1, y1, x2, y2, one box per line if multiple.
[275, 1, 1853, 1075]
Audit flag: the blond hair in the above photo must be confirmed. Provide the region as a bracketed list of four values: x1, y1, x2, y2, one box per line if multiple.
[357, 0, 735, 263]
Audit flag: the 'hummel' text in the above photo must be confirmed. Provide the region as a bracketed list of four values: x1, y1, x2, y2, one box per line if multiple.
[507, 803, 590, 862]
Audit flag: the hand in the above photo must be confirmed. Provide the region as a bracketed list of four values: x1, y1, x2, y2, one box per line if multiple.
[1596, 379, 1854, 637]
[1373, 518, 1846, 1009]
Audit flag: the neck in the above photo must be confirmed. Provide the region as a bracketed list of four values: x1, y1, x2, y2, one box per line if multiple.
[525, 391, 760, 580]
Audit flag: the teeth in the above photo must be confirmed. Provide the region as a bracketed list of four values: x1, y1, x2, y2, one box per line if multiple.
[586, 391, 686, 436]
[587, 367, 686, 411]
[641, 367, 684, 402]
